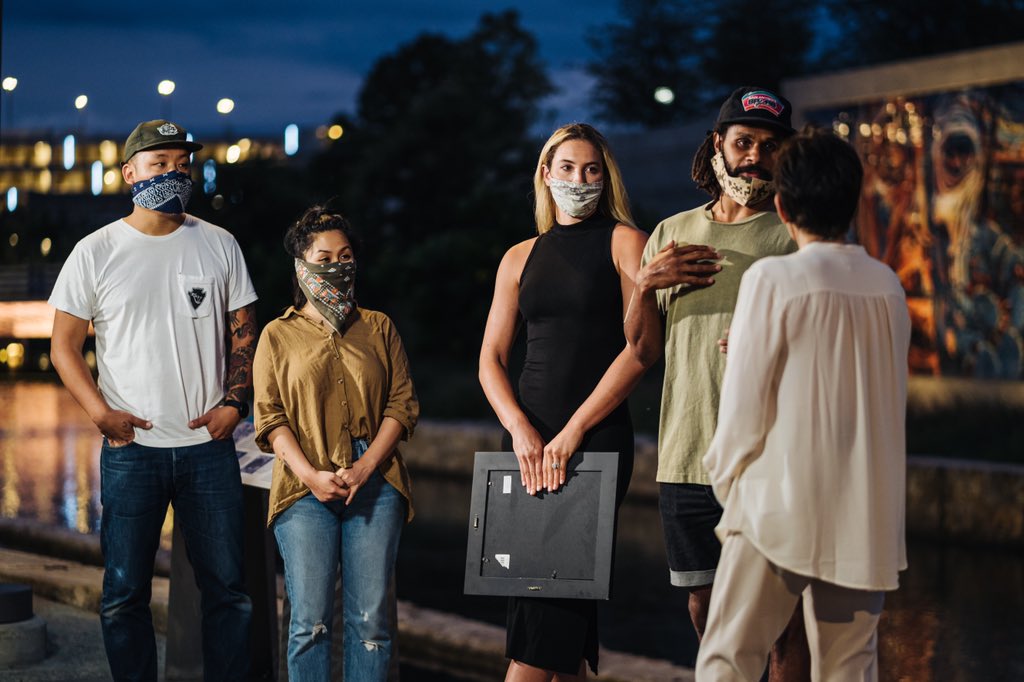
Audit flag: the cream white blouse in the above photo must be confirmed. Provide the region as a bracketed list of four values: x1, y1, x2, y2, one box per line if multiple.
[703, 241, 911, 591]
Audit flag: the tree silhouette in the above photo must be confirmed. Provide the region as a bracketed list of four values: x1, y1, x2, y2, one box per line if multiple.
[312, 11, 553, 366]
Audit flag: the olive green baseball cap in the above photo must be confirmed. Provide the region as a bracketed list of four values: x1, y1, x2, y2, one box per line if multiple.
[122, 119, 203, 163]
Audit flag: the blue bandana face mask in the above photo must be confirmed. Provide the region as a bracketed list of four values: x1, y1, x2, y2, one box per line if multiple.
[130, 170, 193, 214]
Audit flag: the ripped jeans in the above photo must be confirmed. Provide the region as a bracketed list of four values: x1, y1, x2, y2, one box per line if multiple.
[273, 439, 406, 682]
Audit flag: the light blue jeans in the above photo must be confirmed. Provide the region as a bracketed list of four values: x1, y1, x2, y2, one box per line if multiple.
[273, 439, 406, 682]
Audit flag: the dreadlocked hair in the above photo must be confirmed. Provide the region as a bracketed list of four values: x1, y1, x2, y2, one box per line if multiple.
[284, 205, 362, 309]
[691, 127, 726, 201]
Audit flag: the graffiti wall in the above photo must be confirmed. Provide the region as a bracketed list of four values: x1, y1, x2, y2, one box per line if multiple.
[806, 84, 1024, 379]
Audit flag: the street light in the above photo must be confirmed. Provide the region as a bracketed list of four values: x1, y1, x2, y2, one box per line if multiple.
[75, 94, 88, 133]
[2, 76, 17, 133]
[217, 98, 235, 139]
[157, 80, 175, 119]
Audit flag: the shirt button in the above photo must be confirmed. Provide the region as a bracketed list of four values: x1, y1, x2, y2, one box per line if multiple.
[337, 378, 343, 384]
[342, 401, 348, 406]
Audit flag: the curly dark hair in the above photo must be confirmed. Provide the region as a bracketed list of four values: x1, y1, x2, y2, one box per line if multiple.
[284, 206, 362, 309]
[774, 126, 863, 240]
[691, 126, 728, 201]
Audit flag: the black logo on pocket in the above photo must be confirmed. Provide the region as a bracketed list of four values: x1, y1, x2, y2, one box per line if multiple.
[188, 288, 207, 309]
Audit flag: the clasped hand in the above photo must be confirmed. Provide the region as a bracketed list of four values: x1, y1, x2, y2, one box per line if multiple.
[306, 460, 373, 505]
[511, 422, 582, 495]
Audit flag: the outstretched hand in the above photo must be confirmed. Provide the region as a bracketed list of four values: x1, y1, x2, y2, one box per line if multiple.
[638, 240, 721, 291]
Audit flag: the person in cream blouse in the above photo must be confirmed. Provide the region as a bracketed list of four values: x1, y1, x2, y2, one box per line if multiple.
[697, 128, 911, 682]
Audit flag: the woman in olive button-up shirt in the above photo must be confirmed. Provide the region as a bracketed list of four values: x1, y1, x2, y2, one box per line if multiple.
[253, 207, 418, 682]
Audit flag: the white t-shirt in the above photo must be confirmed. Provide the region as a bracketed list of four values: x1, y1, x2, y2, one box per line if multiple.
[49, 216, 258, 447]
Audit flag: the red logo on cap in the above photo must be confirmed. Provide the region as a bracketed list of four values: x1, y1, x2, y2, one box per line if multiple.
[741, 91, 784, 117]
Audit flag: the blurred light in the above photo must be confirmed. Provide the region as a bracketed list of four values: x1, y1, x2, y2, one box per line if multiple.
[211, 194, 225, 210]
[37, 170, 52, 193]
[835, 122, 850, 138]
[6, 187, 17, 212]
[103, 170, 118, 186]
[33, 141, 52, 167]
[91, 161, 103, 196]
[203, 159, 217, 194]
[84, 350, 97, 370]
[315, 125, 327, 139]
[99, 140, 118, 166]
[8, 234, 17, 247]
[0, 348, 6, 363]
[38, 353, 51, 372]
[40, 238, 52, 257]
[327, 124, 343, 140]
[74, 94, 88, 110]
[653, 87, 675, 105]
[63, 135, 76, 170]
[895, 129, 908, 145]
[157, 80, 176, 96]
[216, 98, 235, 114]
[238, 138, 252, 153]
[6, 343, 24, 370]
[1, 77, 17, 92]
[225, 145, 241, 164]
[859, 123, 872, 137]
[284, 124, 299, 156]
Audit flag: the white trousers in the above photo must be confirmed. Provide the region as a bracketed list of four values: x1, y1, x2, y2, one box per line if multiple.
[696, 532, 884, 682]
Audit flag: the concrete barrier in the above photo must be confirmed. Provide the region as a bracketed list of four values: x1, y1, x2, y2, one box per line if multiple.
[404, 420, 1024, 547]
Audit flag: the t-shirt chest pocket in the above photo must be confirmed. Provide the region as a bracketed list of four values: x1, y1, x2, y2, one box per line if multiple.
[177, 274, 215, 318]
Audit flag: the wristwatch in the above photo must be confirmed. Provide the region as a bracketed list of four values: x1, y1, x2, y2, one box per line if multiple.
[222, 399, 249, 418]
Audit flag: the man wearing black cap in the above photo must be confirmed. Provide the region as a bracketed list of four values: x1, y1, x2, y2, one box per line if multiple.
[625, 88, 809, 678]
[49, 120, 255, 681]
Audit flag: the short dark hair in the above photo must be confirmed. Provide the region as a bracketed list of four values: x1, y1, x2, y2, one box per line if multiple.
[774, 127, 863, 240]
[284, 206, 362, 309]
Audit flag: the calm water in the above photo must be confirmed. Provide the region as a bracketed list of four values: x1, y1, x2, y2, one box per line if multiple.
[3, 379, 1023, 680]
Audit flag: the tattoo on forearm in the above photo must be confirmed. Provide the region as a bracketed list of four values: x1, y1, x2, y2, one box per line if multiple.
[225, 304, 257, 402]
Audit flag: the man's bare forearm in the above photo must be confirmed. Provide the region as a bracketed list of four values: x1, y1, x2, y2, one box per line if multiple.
[225, 304, 257, 403]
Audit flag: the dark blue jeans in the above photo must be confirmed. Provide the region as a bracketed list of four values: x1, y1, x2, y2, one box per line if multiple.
[99, 437, 252, 682]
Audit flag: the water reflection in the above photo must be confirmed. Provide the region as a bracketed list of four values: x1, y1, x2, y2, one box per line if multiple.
[2, 379, 1022, 679]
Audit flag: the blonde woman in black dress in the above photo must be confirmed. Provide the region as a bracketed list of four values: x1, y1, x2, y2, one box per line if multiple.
[479, 123, 648, 680]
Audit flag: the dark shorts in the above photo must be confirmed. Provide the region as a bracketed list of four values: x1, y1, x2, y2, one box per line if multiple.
[659, 482, 723, 588]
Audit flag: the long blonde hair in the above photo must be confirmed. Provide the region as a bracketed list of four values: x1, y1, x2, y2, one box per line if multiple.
[533, 123, 635, 234]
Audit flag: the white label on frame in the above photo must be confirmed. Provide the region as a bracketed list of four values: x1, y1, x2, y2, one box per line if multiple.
[496, 554, 510, 569]
[502, 475, 512, 494]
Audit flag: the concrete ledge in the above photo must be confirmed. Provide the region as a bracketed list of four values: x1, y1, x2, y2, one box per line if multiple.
[0, 545, 693, 681]
[907, 457, 1024, 547]
[404, 420, 1024, 547]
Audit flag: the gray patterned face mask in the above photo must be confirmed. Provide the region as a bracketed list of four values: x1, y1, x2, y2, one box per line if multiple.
[711, 152, 774, 208]
[548, 178, 604, 219]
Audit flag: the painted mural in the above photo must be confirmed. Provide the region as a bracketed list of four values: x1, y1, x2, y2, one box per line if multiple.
[808, 84, 1024, 379]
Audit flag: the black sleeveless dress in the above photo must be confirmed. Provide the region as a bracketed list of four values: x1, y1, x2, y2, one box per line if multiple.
[501, 212, 635, 675]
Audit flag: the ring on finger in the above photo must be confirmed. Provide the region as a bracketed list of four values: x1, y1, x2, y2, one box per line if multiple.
[552, 461, 559, 470]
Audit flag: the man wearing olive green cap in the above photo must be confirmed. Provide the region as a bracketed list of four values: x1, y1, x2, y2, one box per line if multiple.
[49, 119, 256, 681]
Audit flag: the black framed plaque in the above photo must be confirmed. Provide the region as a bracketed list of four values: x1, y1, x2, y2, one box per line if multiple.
[463, 451, 619, 600]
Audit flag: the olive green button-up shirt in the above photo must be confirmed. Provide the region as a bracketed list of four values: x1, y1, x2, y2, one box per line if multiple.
[254, 306, 418, 526]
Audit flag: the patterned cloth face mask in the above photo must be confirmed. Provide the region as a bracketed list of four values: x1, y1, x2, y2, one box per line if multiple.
[711, 152, 774, 208]
[548, 178, 604, 219]
[130, 170, 193, 214]
[295, 258, 357, 334]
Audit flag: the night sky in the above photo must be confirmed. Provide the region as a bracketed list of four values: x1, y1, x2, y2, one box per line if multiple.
[2, 1, 622, 137]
